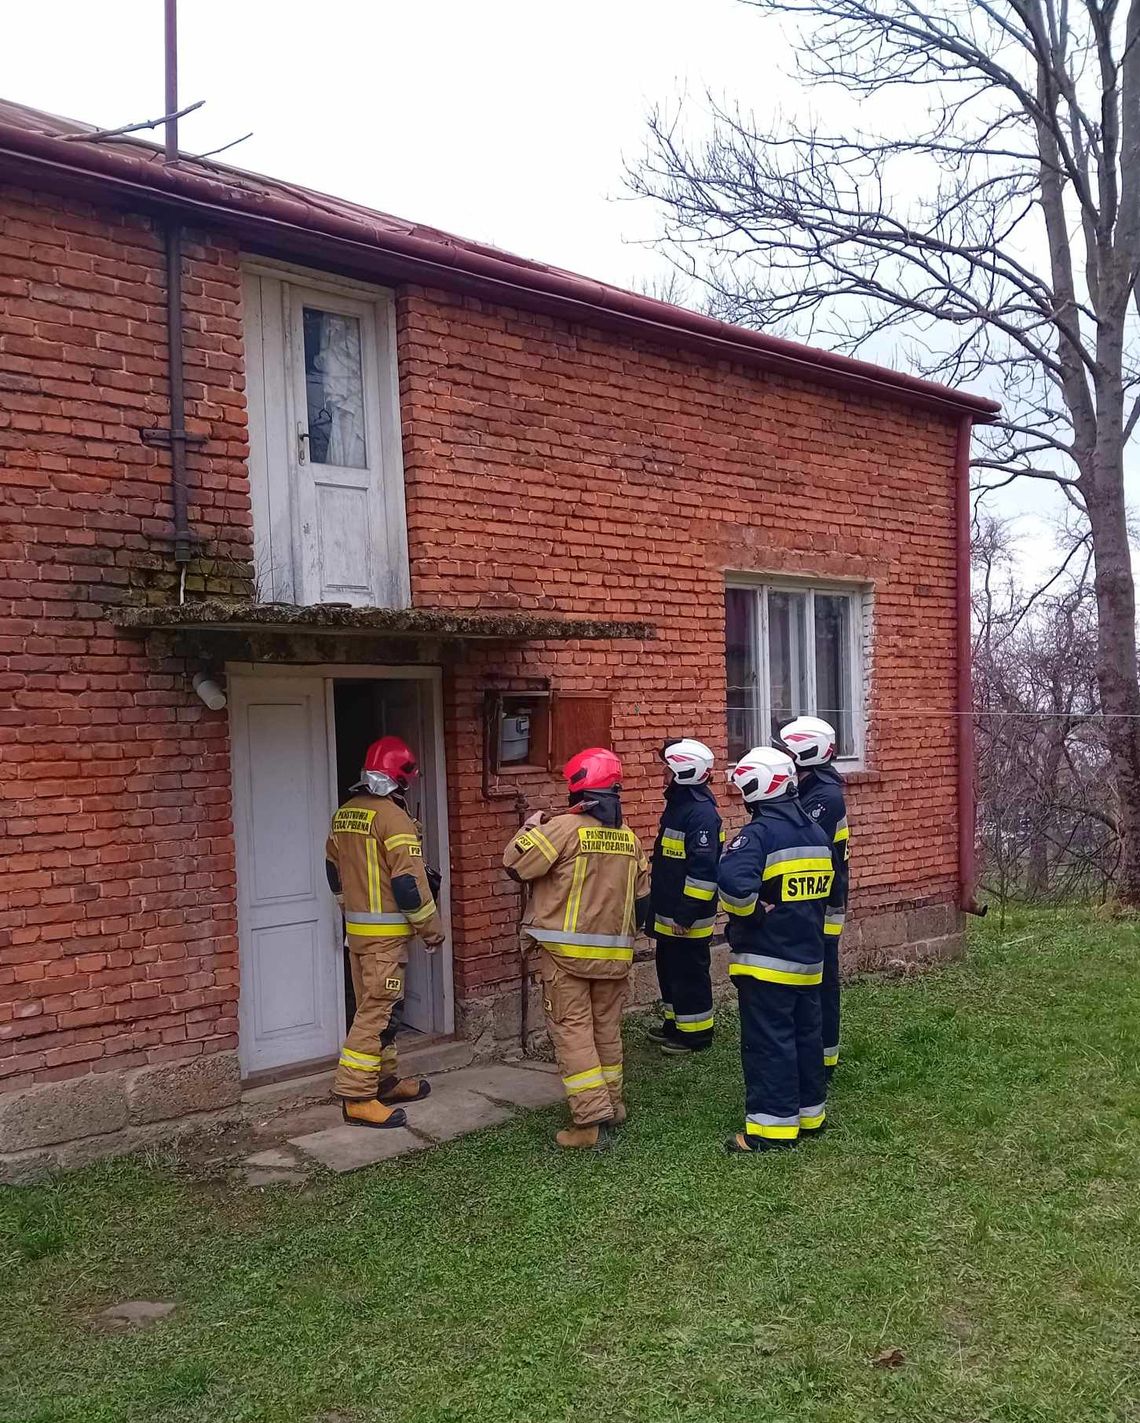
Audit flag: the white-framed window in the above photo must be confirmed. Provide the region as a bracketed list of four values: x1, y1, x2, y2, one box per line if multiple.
[243, 260, 410, 609]
[725, 581, 867, 765]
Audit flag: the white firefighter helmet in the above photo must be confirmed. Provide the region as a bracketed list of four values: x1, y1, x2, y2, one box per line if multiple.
[727, 746, 797, 804]
[661, 737, 715, 786]
[778, 715, 837, 768]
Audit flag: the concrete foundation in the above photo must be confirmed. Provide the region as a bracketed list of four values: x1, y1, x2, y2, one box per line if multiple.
[0, 1051, 242, 1184]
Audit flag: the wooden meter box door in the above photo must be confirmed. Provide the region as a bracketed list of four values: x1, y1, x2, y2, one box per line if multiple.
[548, 693, 614, 770]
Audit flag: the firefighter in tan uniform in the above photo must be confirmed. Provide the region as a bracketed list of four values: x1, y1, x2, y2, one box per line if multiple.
[503, 748, 650, 1150]
[325, 736, 446, 1129]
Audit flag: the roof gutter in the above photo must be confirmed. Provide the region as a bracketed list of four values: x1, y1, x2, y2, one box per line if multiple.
[0, 125, 1000, 422]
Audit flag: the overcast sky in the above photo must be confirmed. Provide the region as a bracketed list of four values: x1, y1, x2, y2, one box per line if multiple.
[2, 0, 1098, 564]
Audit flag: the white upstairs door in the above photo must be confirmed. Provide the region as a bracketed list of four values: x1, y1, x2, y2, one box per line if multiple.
[284, 285, 408, 608]
[231, 674, 343, 1075]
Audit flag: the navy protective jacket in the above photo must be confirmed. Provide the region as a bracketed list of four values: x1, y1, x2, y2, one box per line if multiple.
[717, 793, 834, 985]
[650, 783, 722, 940]
[797, 763, 850, 941]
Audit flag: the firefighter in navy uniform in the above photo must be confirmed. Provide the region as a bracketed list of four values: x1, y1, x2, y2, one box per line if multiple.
[779, 716, 850, 1080]
[325, 736, 446, 1130]
[647, 739, 722, 1054]
[718, 746, 835, 1153]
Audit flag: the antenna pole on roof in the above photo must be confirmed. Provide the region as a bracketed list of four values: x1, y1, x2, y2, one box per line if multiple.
[164, 0, 179, 162]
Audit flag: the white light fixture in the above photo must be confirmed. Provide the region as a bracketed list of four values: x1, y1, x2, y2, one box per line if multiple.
[192, 673, 227, 711]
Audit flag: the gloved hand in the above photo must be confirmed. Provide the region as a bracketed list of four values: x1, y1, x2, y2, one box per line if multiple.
[521, 810, 547, 830]
[426, 865, 443, 899]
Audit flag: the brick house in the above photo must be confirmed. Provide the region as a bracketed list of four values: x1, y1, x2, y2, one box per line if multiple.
[0, 99, 996, 1175]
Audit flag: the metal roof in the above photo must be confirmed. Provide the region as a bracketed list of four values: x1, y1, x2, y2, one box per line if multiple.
[0, 97, 1000, 421]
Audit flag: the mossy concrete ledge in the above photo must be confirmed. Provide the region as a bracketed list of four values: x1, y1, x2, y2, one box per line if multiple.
[111, 601, 657, 643]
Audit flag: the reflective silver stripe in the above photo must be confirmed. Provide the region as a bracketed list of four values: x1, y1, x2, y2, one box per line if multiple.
[800, 1102, 825, 1118]
[825, 910, 846, 928]
[764, 845, 830, 870]
[747, 1111, 799, 1128]
[675, 1010, 714, 1024]
[730, 953, 824, 978]
[527, 927, 636, 949]
[662, 826, 685, 842]
[835, 816, 849, 836]
[345, 912, 408, 927]
[718, 890, 758, 910]
[823, 1046, 839, 1058]
[682, 876, 717, 897]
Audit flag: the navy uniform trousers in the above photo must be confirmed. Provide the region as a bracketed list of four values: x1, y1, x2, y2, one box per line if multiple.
[736, 977, 827, 1143]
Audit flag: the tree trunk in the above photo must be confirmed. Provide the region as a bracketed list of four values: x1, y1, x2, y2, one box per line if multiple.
[1085, 457, 1140, 904]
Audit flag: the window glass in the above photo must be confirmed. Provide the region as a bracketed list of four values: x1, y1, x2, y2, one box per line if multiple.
[725, 588, 757, 764]
[767, 589, 809, 739]
[814, 593, 854, 755]
[303, 307, 367, 467]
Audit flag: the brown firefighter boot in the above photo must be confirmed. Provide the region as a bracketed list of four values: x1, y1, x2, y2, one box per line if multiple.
[340, 1097, 408, 1130]
[555, 1120, 614, 1150]
[376, 1074, 431, 1105]
[611, 1102, 628, 1126]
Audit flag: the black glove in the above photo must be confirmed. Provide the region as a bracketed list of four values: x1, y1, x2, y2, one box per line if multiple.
[426, 865, 443, 899]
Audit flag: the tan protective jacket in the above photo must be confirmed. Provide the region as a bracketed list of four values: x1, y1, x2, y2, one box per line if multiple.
[503, 812, 650, 979]
[326, 794, 445, 950]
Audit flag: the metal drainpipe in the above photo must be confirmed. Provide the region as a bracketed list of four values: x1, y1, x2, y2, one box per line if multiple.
[955, 414, 985, 916]
[164, 0, 192, 567]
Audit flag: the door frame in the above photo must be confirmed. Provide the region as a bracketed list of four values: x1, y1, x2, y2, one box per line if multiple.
[228, 662, 455, 1043]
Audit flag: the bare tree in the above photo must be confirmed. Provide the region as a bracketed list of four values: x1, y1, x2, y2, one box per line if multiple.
[973, 516, 1115, 907]
[632, 0, 1140, 902]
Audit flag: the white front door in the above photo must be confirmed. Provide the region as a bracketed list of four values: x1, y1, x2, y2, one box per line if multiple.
[243, 264, 411, 610]
[231, 674, 343, 1075]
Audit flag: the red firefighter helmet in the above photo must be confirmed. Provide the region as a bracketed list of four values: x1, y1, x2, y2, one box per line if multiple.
[562, 747, 623, 793]
[356, 735, 419, 797]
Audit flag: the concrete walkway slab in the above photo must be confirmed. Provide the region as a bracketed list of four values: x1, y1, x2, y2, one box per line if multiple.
[408, 1084, 514, 1143]
[459, 1064, 565, 1109]
[262, 1055, 568, 1175]
[289, 1124, 429, 1173]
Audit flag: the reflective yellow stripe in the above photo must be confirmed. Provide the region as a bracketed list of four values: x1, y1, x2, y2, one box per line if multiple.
[719, 898, 757, 917]
[623, 858, 637, 936]
[564, 855, 588, 932]
[346, 921, 412, 938]
[762, 857, 833, 880]
[339, 1048, 384, 1070]
[600, 1064, 622, 1082]
[563, 1067, 606, 1094]
[365, 838, 382, 912]
[653, 917, 714, 939]
[823, 1052, 839, 1067]
[676, 1015, 714, 1034]
[661, 836, 685, 859]
[548, 942, 634, 962]
[824, 921, 843, 936]
[800, 1110, 826, 1130]
[745, 1120, 799, 1140]
[527, 828, 559, 863]
[384, 834, 421, 851]
[719, 829, 726, 843]
[406, 899, 438, 925]
[682, 884, 715, 901]
[662, 1005, 675, 1020]
[728, 962, 823, 986]
[834, 826, 849, 842]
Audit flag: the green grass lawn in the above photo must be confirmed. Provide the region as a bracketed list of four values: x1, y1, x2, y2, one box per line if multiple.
[2, 908, 1139, 1423]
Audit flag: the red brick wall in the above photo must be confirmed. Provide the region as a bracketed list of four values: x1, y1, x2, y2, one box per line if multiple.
[1, 185, 961, 1089]
[0, 186, 251, 1091]
[396, 287, 961, 997]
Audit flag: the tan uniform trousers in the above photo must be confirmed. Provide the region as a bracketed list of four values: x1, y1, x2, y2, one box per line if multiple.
[333, 939, 409, 1100]
[540, 951, 628, 1126]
